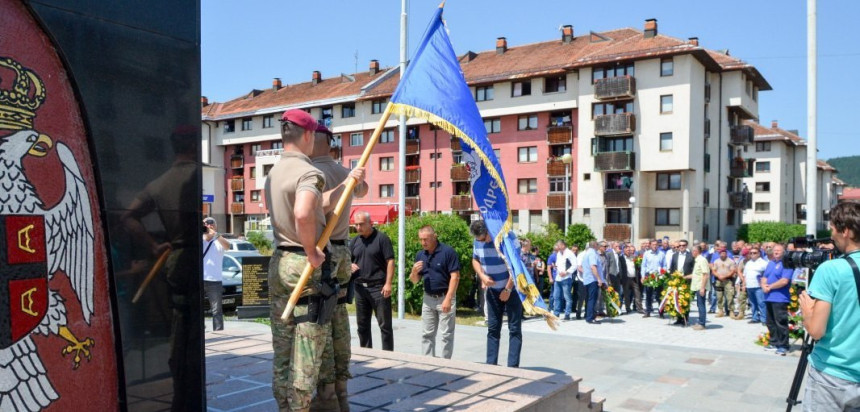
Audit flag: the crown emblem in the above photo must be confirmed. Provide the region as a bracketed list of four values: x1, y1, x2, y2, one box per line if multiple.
[0, 57, 46, 130]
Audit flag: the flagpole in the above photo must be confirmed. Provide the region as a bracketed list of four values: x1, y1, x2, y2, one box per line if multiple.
[397, 0, 408, 320]
[281, 104, 395, 321]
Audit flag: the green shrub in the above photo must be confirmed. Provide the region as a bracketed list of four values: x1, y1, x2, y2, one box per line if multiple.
[246, 230, 273, 255]
[737, 222, 807, 243]
[376, 213, 475, 315]
[521, 223, 564, 261]
[565, 223, 597, 250]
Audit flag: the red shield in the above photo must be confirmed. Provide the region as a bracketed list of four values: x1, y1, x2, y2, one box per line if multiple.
[1, 215, 48, 348]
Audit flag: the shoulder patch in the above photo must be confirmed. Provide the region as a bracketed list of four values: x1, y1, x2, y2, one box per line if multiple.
[315, 175, 325, 192]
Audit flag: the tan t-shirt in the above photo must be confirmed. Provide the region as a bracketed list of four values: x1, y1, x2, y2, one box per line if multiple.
[712, 258, 736, 281]
[311, 156, 352, 241]
[265, 151, 326, 248]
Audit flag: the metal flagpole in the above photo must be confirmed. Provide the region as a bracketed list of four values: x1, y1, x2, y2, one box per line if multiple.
[806, 0, 818, 236]
[397, 0, 408, 319]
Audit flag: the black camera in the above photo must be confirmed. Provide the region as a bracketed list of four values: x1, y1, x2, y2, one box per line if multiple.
[782, 235, 836, 270]
[202, 224, 209, 234]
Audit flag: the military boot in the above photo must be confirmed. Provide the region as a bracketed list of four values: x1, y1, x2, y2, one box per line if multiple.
[309, 383, 339, 412]
[335, 380, 350, 411]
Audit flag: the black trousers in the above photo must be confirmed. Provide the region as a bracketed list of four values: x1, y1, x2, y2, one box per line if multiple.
[355, 283, 394, 351]
[622, 276, 643, 312]
[765, 301, 789, 349]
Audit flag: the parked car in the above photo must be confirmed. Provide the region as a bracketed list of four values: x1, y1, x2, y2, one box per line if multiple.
[205, 250, 262, 311]
[226, 239, 258, 252]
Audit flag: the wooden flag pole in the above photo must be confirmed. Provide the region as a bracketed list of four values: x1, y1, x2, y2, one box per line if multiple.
[132, 247, 172, 303]
[280, 103, 396, 321]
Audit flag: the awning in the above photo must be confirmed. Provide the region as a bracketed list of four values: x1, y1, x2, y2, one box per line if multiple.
[349, 204, 411, 225]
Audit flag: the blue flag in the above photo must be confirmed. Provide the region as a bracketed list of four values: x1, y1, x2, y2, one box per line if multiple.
[390, 5, 555, 325]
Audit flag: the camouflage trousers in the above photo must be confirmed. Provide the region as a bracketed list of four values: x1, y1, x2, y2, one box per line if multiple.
[319, 244, 352, 384]
[715, 279, 735, 315]
[269, 250, 331, 411]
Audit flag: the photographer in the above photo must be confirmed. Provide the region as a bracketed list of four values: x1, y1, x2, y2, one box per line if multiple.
[799, 202, 860, 410]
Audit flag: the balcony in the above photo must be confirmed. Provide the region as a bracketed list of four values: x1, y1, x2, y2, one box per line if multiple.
[255, 148, 284, 158]
[604, 224, 632, 241]
[405, 196, 420, 212]
[546, 158, 569, 176]
[450, 137, 461, 151]
[547, 125, 573, 144]
[451, 195, 472, 211]
[594, 76, 636, 100]
[604, 189, 632, 208]
[729, 192, 752, 209]
[594, 151, 635, 172]
[230, 155, 244, 169]
[406, 167, 421, 184]
[729, 164, 749, 178]
[594, 113, 636, 136]
[546, 193, 567, 210]
[406, 139, 420, 155]
[230, 202, 244, 214]
[230, 178, 244, 191]
[730, 125, 754, 145]
[451, 164, 470, 181]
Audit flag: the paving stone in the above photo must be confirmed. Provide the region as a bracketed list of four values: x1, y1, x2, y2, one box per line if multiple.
[207, 386, 274, 411]
[619, 398, 657, 411]
[381, 388, 470, 411]
[404, 367, 474, 388]
[349, 382, 428, 407]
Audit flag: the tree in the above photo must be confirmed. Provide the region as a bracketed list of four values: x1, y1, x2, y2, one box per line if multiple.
[245, 230, 273, 255]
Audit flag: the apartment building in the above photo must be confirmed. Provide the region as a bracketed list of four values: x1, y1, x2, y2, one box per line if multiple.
[741, 121, 842, 230]
[202, 19, 771, 241]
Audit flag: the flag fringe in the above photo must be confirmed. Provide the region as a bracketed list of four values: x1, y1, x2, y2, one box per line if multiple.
[390, 103, 513, 247]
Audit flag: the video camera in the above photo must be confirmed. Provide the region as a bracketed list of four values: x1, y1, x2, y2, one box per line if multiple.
[781, 235, 837, 270]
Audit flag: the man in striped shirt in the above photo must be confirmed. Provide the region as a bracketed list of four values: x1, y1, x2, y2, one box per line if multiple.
[471, 220, 522, 367]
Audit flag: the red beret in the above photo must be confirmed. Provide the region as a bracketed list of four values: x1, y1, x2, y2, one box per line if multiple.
[315, 123, 333, 135]
[281, 109, 317, 131]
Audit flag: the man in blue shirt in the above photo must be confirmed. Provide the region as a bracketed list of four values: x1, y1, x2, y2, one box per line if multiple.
[799, 202, 860, 410]
[581, 241, 606, 324]
[760, 243, 794, 356]
[640, 239, 665, 318]
[410, 225, 461, 359]
[470, 221, 522, 367]
[546, 249, 558, 311]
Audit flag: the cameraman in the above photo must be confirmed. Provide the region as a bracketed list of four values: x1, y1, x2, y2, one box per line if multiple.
[799, 201, 860, 410]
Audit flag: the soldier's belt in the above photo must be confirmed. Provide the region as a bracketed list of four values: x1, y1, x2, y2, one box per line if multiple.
[277, 246, 305, 253]
[330, 239, 347, 245]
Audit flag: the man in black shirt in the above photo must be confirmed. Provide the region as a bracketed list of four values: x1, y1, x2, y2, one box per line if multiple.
[349, 211, 395, 350]
[410, 225, 461, 359]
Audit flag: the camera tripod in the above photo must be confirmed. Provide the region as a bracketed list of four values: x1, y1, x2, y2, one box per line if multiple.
[785, 332, 815, 411]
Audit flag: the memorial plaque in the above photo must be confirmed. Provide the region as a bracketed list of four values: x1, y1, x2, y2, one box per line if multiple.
[238, 256, 271, 319]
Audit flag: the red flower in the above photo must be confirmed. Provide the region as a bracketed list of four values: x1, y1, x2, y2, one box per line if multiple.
[660, 268, 666, 275]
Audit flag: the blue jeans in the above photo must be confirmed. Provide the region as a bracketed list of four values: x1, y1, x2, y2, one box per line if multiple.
[585, 281, 599, 322]
[747, 287, 766, 322]
[485, 288, 523, 367]
[645, 286, 662, 314]
[552, 277, 573, 318]
[696, 291, 707, 326]
[708, 276, 717, 311]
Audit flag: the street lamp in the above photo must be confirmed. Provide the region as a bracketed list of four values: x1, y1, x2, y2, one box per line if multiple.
[561, 153, 573, 235]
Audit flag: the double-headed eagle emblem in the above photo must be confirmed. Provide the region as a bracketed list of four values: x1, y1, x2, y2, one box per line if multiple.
[0, 56, 95, 410]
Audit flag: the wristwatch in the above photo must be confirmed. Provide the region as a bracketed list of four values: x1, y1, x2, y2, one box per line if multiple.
[503, 288, 511, 293]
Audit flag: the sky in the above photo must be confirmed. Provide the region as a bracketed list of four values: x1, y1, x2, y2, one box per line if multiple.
[202, 0, 859, 161]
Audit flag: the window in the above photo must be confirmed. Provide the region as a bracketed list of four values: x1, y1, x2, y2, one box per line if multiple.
[233, 192, 244, 202]
[745, 81, 752, 95]
[704, 153, 711, 173]
[755, 202, 770, 213]
[583, 173, 591, 181]
[660, 58, 674, 77]
[379, 184, 394, 198]
[591, 62, 634, 83]
[551, 145, 571, 157]
[657, 172, 682, 190]
[476, 85, 494, 101]
[655, 208, 680, 225]
[660, 95, 673, 113]
[224, 120, 235, 133]
[350, 132, 363, 146]
[263, 164, 273, 176]
[429, 152, 440, 159]
[753, 87, 758, 102]
[371, 99, 386, 114]
[249, 144, 261, 156]
[484, 118, 501, 134]
[330, 134, 341, 149]
[544, 75, 566, 93]
[659, 132, 673, 151]
[517, 114, 538, 130]
[597, 136, 633, 152]
[606, 173, 632, 190]
[341, 103, 355, 118]
[703, 189, 710, 206]
[350, 159, 358, 169]
[321, 107, 333, 124]
[407, 126, 419, 140]
[380, 156, 394, 171]
[592, 101, 633, 118]
[606, 208, 632, 224]
[727, 209, 737, 225]
[518, 147, 538, 163]
[380, 129, 395, 143]
[583, 208, 591, 216]
[241, 117, 252, 131]
[756, 182, 771, 192]
[272, 141, 283, 150]
[511, 80, 531, 97]
[249, 166, 256, 179]
[250, 190, 260, 202]
[755, 161, 771, 173]
[263, 115, 274, 128]
[549, 110, 572, 126]
[517, 178, 538, 194]
[453, 151, 463, 164]
[755, 142, 771, 152]
[493, 149, 501, 159]
[549, 177, 567, 193]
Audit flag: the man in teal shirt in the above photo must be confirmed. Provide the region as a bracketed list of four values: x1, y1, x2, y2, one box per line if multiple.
[799, 201, 860, 410]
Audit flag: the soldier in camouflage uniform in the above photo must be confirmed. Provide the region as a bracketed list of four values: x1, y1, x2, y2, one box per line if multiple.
[311, 124, 367, 411]
[265, 110, 365, 411]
